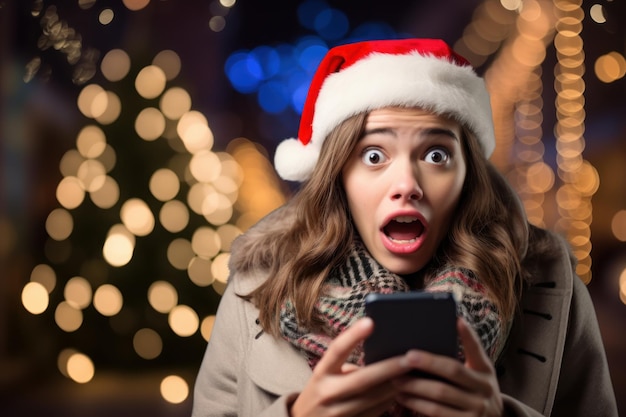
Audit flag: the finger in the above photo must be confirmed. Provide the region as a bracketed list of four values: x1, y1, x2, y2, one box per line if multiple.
[457, 318, 493, 373]
[399, 349, 483, 393]
[340, 363, 361, 373]
[395, 375, 485, 411]
[315, 317, 374, 375]
[396, 394, 469, 417]
[331, 380, 399, 416]
[352, 394, 398, 417]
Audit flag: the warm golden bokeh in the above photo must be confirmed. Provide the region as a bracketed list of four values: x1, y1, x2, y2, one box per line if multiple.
[15, 3, 625, 411]
[160, 375, 189, 404]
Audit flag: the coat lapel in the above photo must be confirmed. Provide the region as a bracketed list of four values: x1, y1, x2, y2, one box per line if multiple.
[247, 328, 312, 395]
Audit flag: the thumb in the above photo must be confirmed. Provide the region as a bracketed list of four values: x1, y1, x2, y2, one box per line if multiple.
[316, 317, 374, 375]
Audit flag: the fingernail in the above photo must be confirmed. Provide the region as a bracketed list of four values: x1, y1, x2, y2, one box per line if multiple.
[406, 350, 421, 362]
[400, 350, 420, 367]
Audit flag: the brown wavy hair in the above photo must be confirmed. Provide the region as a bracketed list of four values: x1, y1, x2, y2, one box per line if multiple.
[242, 111, 529, 336]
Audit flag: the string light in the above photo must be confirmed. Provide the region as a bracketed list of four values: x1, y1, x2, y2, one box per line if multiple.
[455, 0, 605, 285]
[553, 0, 595, 283]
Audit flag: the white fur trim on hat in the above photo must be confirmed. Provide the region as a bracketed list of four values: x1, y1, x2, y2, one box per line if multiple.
[274, 137, 320, 182]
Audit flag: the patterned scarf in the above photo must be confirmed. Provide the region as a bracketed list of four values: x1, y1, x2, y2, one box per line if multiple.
[279, 239, 507, 369]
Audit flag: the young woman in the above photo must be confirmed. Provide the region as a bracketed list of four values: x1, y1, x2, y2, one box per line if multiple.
[192, 39, 618, 417]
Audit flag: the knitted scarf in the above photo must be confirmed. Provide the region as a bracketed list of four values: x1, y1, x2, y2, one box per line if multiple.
[279, 239, 507, 370]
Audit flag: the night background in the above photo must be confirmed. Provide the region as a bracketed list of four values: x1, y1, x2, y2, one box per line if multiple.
[1, 0, 625, 415]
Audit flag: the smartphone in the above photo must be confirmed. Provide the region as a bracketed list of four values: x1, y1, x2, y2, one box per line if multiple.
[363, 291, 458, 366]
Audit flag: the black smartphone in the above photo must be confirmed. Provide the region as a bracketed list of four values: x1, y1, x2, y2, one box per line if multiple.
[363, 291, 458, 366]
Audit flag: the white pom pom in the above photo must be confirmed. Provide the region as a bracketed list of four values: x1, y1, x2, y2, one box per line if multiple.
[273, 138, 320, 182]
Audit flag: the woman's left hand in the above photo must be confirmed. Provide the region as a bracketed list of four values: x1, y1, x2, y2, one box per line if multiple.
[393, 318, 503, 417]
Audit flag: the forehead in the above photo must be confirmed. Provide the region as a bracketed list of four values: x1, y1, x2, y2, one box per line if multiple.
[365, 107, 460, 128]
[363, 108, 463, 139]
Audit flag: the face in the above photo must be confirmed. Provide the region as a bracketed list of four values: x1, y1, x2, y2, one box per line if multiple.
[341, 107, 467, 275]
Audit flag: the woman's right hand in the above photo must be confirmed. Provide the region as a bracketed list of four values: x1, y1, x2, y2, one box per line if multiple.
[289, 317, 411, 417]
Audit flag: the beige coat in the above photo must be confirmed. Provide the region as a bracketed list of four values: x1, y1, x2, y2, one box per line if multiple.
[192, 216, 618, 417]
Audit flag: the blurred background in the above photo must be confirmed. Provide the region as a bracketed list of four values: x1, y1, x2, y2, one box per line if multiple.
[1, 0, 625, 415]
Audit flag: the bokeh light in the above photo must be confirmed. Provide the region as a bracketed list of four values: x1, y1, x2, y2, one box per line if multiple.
[167, 238, 195, 270]
[76, 125, 107, 158]
[135, 107, 166, 141]
[620, 269, 626, 304]
[77, 84, 105, 118]
[99, 8, 115, 25]
[153, 50, 181, 81]
[123, 0, 151, 12]
[200, 315, 216, 342]
[21, 282, 49, 315]
[149, 168, 180, 201]
[168, 305, 199, 337]
[64, 276, 92, 309]
[160, 200, 190, 233]
[160, 375, 189, 404]
[103, 225, 135, 267]
[46, 208, 74, 241]
[595, 52, 626, 83]
[93, 284, 123, 316]
[30, 264, 57, 293]
[611, 210, 626, 242]
[135, 65, 167, 99]
[120, 198, 155, 237]
[589, 4, 606, 23]
[187, 256, 214, 287]
[101, 49, 131, 82]
[177, 111, 214, 153]
[89, 176, 120, 209]
[148, 281, 178, 313]
[160, 87, 192, 120]
[66, 353, 95, 383]
[133, 328, 163, 359]
[55, 301, 83, 332]
[56, 176, 86, 209]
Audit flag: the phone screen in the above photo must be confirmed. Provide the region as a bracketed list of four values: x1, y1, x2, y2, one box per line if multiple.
[363, 291, 458, 365]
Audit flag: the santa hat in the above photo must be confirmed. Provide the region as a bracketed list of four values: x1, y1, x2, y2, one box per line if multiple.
[273, 38, 495, 182]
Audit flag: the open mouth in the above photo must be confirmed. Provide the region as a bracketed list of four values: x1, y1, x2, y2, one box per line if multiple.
[382, 216, 425, 243]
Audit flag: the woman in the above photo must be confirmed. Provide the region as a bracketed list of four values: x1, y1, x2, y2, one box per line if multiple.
[192, 39, 618, 416]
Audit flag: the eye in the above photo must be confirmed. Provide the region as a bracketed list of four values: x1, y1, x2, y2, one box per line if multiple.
[361, 148, 387, 166]
[424, 147, 450, 165]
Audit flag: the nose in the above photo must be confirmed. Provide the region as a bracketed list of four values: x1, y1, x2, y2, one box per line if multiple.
[389, 160, 423, 201]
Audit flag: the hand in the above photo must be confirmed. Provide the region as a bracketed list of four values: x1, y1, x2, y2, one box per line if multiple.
[393, 318, 503, 417]
[290, 317, 413, 417]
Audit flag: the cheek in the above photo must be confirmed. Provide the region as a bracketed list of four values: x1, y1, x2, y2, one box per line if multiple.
[427, 174, 465, 222]
[344, 179, 378, 234]
[346, 190, 372, 229]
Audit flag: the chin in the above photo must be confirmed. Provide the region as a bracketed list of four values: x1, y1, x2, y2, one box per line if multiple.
[381, 259, 425, 276]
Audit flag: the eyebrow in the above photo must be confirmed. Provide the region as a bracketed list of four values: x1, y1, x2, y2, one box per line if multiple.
[362, 127, 460, 141]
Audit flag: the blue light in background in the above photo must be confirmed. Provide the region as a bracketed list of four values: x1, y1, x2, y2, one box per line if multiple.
[296, 41, 328, 73]
[250, 45, 281, 80]
[314, 8, 349, 40]
[258, 80, 290, 114]
[224, 0, 405, 141]
[224, 52, 263, 93]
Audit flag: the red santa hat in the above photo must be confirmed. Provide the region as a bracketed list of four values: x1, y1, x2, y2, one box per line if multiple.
[273, 38, 496, 182]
